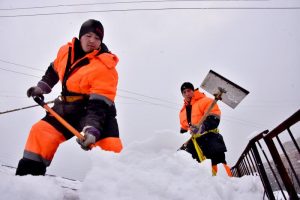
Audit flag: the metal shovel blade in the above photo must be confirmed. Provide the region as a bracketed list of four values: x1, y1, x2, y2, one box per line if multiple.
[200, 70, 249, 109]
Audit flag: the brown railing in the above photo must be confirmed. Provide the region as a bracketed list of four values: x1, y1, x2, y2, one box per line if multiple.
[231, 109, 300, 200]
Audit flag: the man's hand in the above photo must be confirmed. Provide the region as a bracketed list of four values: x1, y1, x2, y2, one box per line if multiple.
[76, 126, 100, 151]
[178, 143, 188, 151]
[190, 125, 200, 134]
[27, 86, 44, 98]
[180, 128, 188, 134]
[27, 81, 52, 98]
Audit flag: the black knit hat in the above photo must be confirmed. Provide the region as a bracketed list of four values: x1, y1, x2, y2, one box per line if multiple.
[180, 82, 194, 93]
[79, 19, 104, 41]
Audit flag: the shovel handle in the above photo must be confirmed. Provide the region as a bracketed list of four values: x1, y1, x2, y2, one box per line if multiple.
[33, 96, 85, 140]
[182, 90, 224, 146]
[43, 104, 85, 140]
[193, 89, 225, 132]
[194, 99, 218, 130]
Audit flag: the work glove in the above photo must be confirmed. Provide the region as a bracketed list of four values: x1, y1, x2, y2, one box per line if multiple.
[190, 125, 200, 134]
[200, 124, 206, 134]
[180, 128, 188, 134]
[27, 81, 52, 98]
[76, 126, 100, 151]
[190, 124, 206, 135]
[27, 86, 43, 98]
[178, 143, 188, 151]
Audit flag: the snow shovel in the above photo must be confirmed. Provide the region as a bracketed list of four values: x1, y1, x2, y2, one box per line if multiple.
[33, 96, 85, 141]
[185, 70, 249, 162]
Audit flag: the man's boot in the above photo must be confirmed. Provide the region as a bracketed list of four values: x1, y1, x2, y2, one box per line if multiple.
[15, 158, 46, 176]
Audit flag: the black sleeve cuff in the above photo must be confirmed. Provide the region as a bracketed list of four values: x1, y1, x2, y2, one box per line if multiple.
[40, 63, 59, 88]
[180, 128, 188, 134]
[203, 115, 220, 131]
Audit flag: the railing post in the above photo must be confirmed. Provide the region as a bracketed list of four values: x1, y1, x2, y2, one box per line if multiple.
[245, 154, 254, 175]
[264, 136, 299, 200]
[236, 166, 242, 177]
[252, 144, 275, 200]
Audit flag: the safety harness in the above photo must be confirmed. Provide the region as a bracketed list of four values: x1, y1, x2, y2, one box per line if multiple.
[60, 46, 89, 102]
[186, 104, 219, 162]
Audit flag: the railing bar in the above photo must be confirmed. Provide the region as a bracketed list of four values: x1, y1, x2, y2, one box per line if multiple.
[252, 144, 275, 200]
[265, 110, 299, 139]
[287, 127, 300, 154]
[249, 150, 258, 175]
[232, 130, 268, 172]
[236, 165, 242, 177]
[250, 147, 270, 198]
[264, 137, 298, 200]
[245, 153, 254, 175]
[231, 168, 236, 177]
[275, 135, 300, 188]
[237, 163, 243, 177]
[257, 140, 286, 198]
[242, 158, 251, 175]
[240, 157, 246, 176]
[240, 160, 246, 176]
[250, 149, 259, 174]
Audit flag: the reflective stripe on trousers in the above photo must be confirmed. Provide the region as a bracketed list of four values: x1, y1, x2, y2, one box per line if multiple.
[24, 120, 66, 166]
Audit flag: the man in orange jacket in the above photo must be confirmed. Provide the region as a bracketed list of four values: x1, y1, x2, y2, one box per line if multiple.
[16, 19, 123, 176]
[179, 82, 232, 176]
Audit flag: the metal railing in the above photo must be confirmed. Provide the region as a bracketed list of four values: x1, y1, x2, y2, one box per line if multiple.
[231, 109, 300, 200]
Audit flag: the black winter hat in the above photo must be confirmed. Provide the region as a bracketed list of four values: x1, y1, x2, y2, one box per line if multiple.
[79, 19, 104, 41]
[180, 82, 194, 93]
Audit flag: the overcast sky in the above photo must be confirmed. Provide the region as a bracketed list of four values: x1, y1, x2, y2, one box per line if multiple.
[0, 0, 299, 180]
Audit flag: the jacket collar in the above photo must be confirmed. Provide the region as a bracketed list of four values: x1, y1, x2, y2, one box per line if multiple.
[183, 89, 206, 106]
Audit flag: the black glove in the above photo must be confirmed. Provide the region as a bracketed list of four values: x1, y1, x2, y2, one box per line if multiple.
[190, 125, 200, 134]
[178, 143, 188, 151]
[180, 128, 188, 134]
[27, 86, 43, 98]
[76, 126, 100, 151]
[27, 81, 52, 98]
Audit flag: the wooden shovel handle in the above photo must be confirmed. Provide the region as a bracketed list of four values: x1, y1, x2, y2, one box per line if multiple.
[194, 99, 218, 129]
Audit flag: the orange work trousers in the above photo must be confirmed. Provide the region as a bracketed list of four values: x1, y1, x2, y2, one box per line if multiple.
[23, 120, 123, 166]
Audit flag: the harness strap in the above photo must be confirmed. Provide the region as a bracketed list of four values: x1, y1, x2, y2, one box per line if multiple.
[59, 95, 87, 103]
[61, 44, 89, 96]
[192, 128, 219, 139]
[191, 137, 206, 161]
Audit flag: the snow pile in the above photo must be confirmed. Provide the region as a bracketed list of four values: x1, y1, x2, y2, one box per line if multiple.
[0, 173, 64, 200]
[0, 131, 264, 200]
[79, 131, 264, 200]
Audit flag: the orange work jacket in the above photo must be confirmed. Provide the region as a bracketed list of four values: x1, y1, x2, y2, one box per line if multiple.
[179, 89, 221, 131]
[53, 38, 119, 102]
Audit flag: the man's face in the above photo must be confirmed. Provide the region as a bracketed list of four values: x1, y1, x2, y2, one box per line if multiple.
[182, 89, 194, 102]
[80, 32, 101, 53]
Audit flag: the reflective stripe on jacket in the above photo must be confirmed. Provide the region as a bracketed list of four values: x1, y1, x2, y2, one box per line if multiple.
[179, 89, 221, 131]
[53, 38, 119, 101]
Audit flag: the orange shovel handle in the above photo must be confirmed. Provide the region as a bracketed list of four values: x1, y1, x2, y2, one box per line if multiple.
[44, 104, 95, 149]
[43, 104, 85, 140]
[33, 96, 96, 149]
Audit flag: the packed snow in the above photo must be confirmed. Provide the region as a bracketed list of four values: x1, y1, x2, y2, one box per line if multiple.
[0, 131, 265, 200]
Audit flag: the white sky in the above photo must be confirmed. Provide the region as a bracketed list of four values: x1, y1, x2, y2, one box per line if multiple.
[0, 131, 266, 200]
[0, 0, 299, 181]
